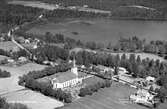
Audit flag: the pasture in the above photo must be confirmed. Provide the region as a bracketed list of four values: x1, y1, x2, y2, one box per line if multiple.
[27, 19, 167, 45]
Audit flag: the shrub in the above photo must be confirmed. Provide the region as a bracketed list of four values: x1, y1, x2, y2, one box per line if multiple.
[79, 79, 112, 97]
[8, 103, 29, 109]
[0, 97, 7, 108]
[0, 69, 11, 78]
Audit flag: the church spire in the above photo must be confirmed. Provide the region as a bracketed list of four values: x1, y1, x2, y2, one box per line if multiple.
[71, 57, 78, 76]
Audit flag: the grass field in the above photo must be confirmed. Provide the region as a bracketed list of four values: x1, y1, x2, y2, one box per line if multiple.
[0, 41, 20, 52]
[61, 82, 167, 109]
[61, 83, 144, 109]
[0, 63, 64, 109]
[27, 19, 167, 45]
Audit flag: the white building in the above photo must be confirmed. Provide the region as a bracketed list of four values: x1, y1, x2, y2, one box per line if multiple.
[97, 65, 114, 72]
[118, 67, 128, 75]
[146, 76, 155, 83]
[18, 56, 27, 62]
[51, 59, 93, 89]
[130, 89, 155, 106]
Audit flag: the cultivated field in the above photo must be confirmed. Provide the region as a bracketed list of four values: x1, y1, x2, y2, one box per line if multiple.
[28, 19, 167, 45]
[0, 62, 64, 109]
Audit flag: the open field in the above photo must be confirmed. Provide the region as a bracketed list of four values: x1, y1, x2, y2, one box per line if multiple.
[0, 41, 20, 52]
[0, 62, 64, 109]
[61, 82, 167, 109]
[3, 90, 64, 109]
[61, 83, 145, 109]
[0, 62, 46, 95]
[27, 19, 167, 45]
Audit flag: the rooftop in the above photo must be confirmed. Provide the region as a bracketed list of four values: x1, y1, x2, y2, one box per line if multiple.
[38, 69, 88, 83]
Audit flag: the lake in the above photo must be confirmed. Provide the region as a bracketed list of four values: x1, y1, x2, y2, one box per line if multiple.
[28, 19, 167, 45]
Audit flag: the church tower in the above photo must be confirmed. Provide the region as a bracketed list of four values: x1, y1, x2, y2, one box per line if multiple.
[71, 58, 78, 77]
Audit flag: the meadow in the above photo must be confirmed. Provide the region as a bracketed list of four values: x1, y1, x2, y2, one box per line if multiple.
[27, 19, 167, 45]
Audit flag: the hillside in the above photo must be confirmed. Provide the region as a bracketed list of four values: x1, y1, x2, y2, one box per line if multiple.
[9, 0, 167, 20]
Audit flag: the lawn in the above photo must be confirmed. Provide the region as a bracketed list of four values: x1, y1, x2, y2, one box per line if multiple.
[27, 19, 167, 45]
[83, 76, 105, 86]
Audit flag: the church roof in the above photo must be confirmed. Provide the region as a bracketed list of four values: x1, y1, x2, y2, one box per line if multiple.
[49, 70, 87, 83]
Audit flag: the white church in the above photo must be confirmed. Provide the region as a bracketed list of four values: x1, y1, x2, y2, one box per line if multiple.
[51, 59, 93, 89]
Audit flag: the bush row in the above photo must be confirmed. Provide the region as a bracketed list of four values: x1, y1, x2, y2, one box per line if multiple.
[19, 63, 70, 84]
[79, 80, 111, 97]
[23, 77, 72, 103]
[0, 69, 11, 78]
[0, 97, 28, 109]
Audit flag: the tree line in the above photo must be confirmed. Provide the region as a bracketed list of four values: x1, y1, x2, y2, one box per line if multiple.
[72, 50, 167, 78]
[112, 36, 167, 58]
[23, 77, 72, 103]
[31, 44, 69, 63]
[79, 80, 111, 97]
[24, 0, 167, 20]
[18, 63, 73, 103]
[0, 96, 28, 109]
[0, 4, 42, 26]
[0, 69, 11, 78]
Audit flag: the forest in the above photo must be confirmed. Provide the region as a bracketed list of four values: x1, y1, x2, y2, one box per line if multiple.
[23, 0, 167, 20]
[0, 0, 42, 28]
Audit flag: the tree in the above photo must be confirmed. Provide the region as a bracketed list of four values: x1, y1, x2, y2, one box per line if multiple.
[0, 97, 6, 108]
[157, 86, 167, 103]
[136, 55, 141, 64]
[121, 54, 126, 60]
